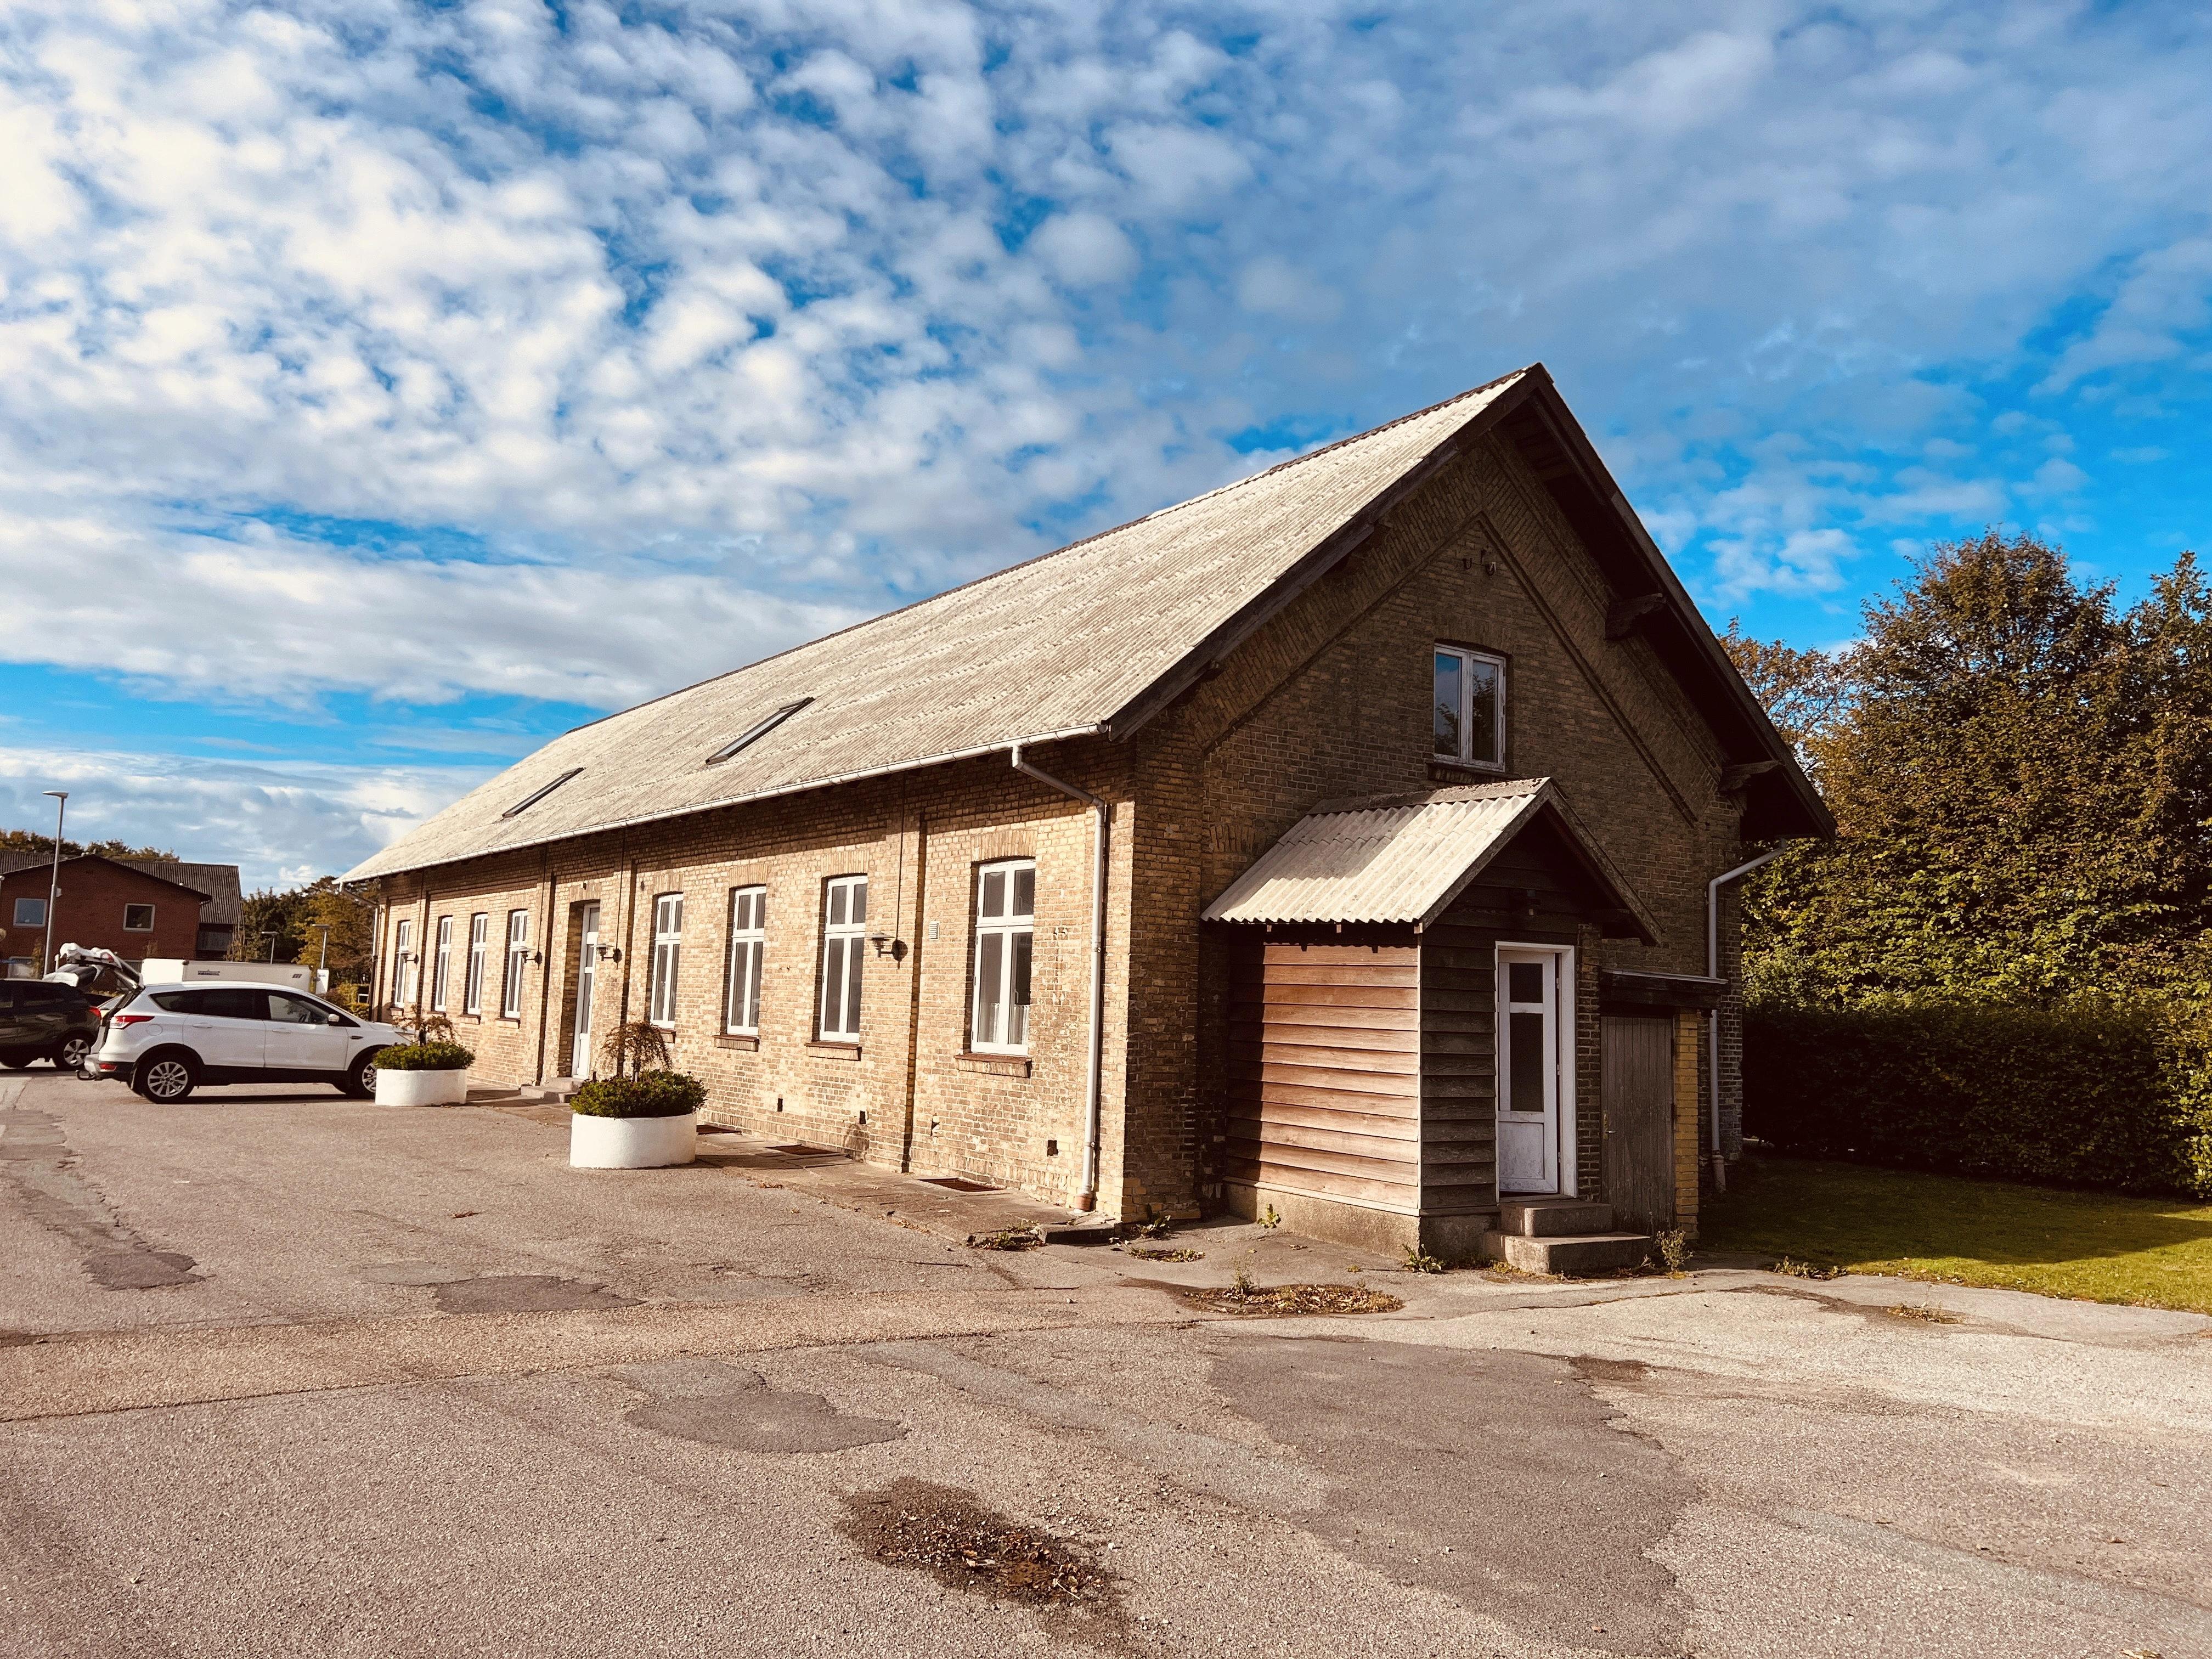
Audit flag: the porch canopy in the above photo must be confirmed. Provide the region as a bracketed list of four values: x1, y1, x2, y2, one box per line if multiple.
[1201, 776, 1660, 941]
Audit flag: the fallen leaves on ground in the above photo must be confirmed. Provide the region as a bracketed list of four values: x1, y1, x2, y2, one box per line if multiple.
[1182, 1282, 1404, 1317]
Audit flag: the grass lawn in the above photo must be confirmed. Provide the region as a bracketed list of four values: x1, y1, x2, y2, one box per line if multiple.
[1699, 1155, 2212, 1314]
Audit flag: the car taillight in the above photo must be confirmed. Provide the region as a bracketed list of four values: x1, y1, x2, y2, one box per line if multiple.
[112, 1013, 155, 1026]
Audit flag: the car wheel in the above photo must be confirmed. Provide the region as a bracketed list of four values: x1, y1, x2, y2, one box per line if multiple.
[55, 1033, 93, 1070]
[136, 1053, 197, 1104]
[341, 1049, 382, 1099]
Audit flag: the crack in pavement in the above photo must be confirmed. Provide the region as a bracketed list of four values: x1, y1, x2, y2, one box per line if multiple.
[0, 1104, 201, 1291]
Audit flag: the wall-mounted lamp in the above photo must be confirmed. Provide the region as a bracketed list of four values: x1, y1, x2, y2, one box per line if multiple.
[867, 932, 902, 961]
[596, 944, 621, 963]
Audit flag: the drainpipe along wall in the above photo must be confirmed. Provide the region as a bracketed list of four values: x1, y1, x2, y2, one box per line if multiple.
[1011, 744, 1108, 1213]
[1707, 848, 1783, 1193]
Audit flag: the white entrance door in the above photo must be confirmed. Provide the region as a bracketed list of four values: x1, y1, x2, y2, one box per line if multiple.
[569, 902, 599, 1078]
[1497, 948, 1565, 1194]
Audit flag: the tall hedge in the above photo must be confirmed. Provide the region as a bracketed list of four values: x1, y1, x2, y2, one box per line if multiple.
[1744, 999, 2212, 1197]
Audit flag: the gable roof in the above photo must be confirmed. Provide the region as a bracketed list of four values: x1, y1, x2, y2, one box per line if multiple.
[121, 861, 243, 927]
[1200, 777, 1660, 941]
[347, 364, 1827, 882]
[0, 853, 212, 904]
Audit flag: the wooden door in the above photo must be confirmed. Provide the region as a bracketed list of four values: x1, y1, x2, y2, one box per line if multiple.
[1602, 1015, 1674, 1232]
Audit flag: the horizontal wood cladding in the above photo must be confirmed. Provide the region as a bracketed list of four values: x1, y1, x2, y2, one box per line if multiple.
[1228, 932, 1422, 1215]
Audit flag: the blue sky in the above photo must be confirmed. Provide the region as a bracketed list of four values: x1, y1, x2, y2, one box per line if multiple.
[2, 1, 2208, 886]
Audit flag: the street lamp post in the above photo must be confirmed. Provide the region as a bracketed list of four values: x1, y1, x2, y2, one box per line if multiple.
[313, 924, 331, 995]
[40, 791, 66, 977]
[261, 931, 279, 963]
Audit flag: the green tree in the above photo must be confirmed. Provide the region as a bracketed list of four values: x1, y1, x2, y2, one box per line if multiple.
[0, 829, 177, 861]
[1731, 531, 2212, 1006]
[230, 887, 314, 966]
[294, 878, 377, 981]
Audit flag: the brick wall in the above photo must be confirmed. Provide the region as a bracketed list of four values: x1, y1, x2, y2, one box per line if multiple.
[2, 858, 205, 969]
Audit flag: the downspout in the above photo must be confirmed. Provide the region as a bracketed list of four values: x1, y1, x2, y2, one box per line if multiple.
[1707, 848, 1784, 1194]
[1012, 744, 1108, 1214]
[533, 853, 555, 1088]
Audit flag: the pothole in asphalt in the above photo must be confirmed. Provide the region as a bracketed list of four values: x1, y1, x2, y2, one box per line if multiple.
[840, 1477, 1125, 1643]
[432, 1274, 639, 1314]
[611, 1358, 905, 1452]
[84, 1248, 200, 1290]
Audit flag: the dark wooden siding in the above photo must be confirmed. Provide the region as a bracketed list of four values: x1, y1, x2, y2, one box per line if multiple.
[1227, 930, 1421, 1212]
[1419, 818, 1601, 1211]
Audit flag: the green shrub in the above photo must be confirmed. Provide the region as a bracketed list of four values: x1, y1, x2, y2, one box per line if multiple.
[371, 1041, 475, 1072]
[1745, 998, 2212, 1197]
[570, 1069, 706, 1119]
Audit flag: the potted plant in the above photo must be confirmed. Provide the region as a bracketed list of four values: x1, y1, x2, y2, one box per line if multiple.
[569, 1068, 706, 1168]
[372, 1040, 476, 1108]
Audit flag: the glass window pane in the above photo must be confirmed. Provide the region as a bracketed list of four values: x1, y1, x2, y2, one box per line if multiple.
[1469, 658, 1500, 764]
[850, 881, 866, 926]
[829, 885, 847, 927]
[1007, 929, 1032, 1048]
[822, 937, 844, 1034]
[975, 932, 1003, 1045]
[1434, 652, 1463, 757]
[744, 940, 764, 1029]
[1509, 1011, 1545, 1111]
[753, 891, 766, 932]
[1508, 961, 1543, 1004]
[1012, 867, 1035, 918]
[844, 936, 864, 1032]
[981, 870, 1005, 919]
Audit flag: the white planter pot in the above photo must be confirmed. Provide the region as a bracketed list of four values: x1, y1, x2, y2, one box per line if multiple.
[375, 1066, 471, 1108]
[570, 1110, 699, 1169]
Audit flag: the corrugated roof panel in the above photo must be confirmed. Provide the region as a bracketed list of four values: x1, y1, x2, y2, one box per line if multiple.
[345, 370, 1532, 880]
[1203, 780, 1551, 925]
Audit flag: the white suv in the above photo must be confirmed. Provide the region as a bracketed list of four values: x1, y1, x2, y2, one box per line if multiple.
[91, 984, 405, 1104]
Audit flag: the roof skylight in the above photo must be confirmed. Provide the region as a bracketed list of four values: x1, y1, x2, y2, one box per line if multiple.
[707, 698, 812, 765]
[500, 768, 583, 819]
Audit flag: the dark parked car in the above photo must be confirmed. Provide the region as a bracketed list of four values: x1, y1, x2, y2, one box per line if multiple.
[0, 979, 99, 1070]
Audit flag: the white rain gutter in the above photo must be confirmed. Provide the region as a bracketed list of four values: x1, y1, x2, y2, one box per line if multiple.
[1707, 848, 1784, 1194]
[1011, 743, 1108, 1213]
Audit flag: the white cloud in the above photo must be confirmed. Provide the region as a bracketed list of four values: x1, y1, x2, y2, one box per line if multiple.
[1236, 256, 1344, 325]
[1029, 213, 1139, 289]
[0, 745, 483, 890]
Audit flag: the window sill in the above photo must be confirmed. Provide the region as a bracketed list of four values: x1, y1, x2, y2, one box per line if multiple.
[458, 1013, 482, 1024]
[807, 1040, 861, 1060]
[1429, 759, 1508, 783]
[715, 1033, 760, 1051]
[955, 1052, 1032, 1077]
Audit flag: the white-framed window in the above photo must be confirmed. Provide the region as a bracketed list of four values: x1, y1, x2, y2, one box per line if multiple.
[503, 909, 531, 1019]
[393, 918, 414, 1005]
[14, 897, 46, 928]
[464, 913, 488, 1014]
[725, 886, 766, 1035]
[1434, 645, 1505, 769]
[816, 876, 866, 1042]
[970, 860, 1035, 1053]
[647, 894, 682, 1026]
[123, 904, 155, 932]
[431, 916, 454, 1011]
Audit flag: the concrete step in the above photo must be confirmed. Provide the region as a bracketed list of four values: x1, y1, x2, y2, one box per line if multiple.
[1498, 1198, 1616, 1237]
[1479, 1230, 1654, 1275]
[536, 1076, 586, 1102]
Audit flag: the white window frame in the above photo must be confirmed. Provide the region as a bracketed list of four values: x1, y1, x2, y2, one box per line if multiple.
[122, 903, 156, 932]
[1433, 645, 1506, 770]
[816, 876, 867, 1043]
[464, 913, 488, 1014]
[431, 916, 453, 1011]
[1494, 942, 1578, 1198]
[647, 894, 682, 1028]
[393, 918, 415, 1006]
[503, 909, 531, 1020]
[969, 859, 1036, 1055]
[15, 897, 46, 928]
[725, 886, 766, 1035]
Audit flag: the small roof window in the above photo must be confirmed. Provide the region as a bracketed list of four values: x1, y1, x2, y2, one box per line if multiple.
[707, 698, 812, 765]
[501, 767, 583, 819]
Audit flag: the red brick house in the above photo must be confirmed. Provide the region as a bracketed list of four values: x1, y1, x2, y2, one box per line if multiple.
[348, 365, 1828, 1260]
[0, 854, 235, 973]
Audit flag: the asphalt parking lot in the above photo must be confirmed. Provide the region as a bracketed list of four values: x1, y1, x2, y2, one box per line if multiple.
[3, 1070, 2208, 1658]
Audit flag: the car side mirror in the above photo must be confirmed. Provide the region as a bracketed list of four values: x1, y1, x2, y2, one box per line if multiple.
[325, 1014, 343, 1026]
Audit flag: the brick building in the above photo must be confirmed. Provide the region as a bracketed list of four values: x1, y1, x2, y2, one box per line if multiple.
[348, 366, 1828, 1254]
[0, 854, 240, 974]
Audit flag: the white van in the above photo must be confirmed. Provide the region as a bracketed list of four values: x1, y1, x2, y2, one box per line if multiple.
[136, 960, 313, 991]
